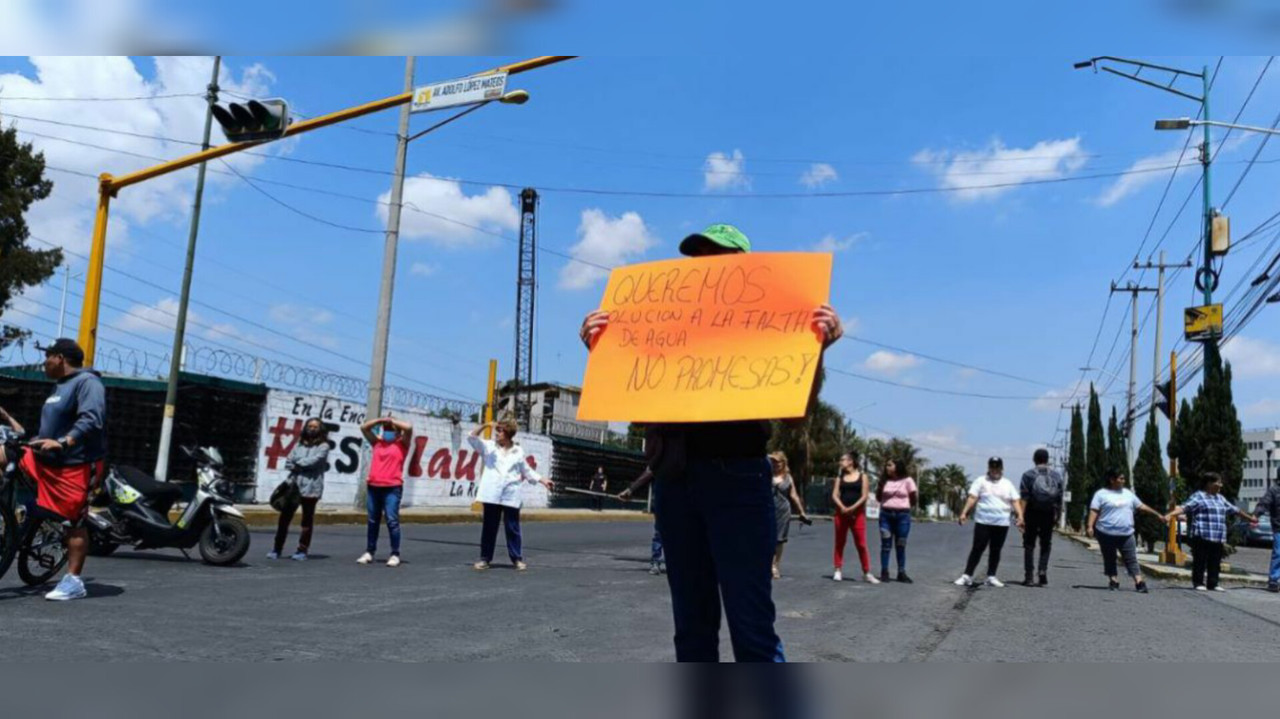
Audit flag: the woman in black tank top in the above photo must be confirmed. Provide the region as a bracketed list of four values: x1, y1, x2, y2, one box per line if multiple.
[831, 451, 878, 584]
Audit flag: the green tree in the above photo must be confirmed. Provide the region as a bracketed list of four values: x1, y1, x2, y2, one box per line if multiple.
[0, 120, 61, 348]
[1107, 406, 1127, 476]
[1132, 416, 1169, 552]
[935, 463, 969, 517]
[1066, 404, 1088, 529]
[1086, 385, 1107, 498]
[1169, 342, 1246, 500]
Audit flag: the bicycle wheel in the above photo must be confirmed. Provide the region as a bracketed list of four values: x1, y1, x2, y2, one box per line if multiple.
[17, 518, 69, 586]
[0, 500, 16, 580]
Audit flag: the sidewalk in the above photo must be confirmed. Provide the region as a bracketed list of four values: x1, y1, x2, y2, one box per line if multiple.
[237, 505, 653, 528]
[1060, 531, 1271, 587]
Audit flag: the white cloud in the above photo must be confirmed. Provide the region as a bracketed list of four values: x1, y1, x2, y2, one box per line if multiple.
[381, 173, 519, 247]
[115, 296, 244, 343]
[810, 232, 866, 253]
[799, 162, 838, 188]
[1030, 383, 1088, 412]
[1096, 144, 1198, 207]
[1242, 398, 1280, 420]
[0, 56, 279, 259]
[410, 262, 439, 277]
[268, 303, 337, 349]
[912, 137, 1088, 202]
[703, 149, 749, 192]
[864, 350, 922, 375]
[1223, 335, 1280, 378]
[558, 209, 658, 290]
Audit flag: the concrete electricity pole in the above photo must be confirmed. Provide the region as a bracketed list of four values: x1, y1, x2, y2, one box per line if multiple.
[1133, 251, 1193, 428]
[1110, 281, 1157, 473]
[154, 55, 220, 481]
[355, 56, 416, 510]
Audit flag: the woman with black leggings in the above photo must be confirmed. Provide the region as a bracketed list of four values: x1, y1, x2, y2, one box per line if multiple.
[954, 457, 1024, 588]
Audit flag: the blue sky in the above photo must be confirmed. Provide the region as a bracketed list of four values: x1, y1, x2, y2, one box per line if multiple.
[4, 53, 1280, 474]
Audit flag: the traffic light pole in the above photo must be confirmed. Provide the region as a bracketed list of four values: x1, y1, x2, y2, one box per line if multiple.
[74, 55, 575, 365]
[154, 55, 220, 481]
[354, 55, 415, 511]
[1159, 351, 1186, 566]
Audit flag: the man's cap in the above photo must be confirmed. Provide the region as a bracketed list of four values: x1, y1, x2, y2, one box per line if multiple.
[679, 223, 751, 256]
[988, 456, 1004, 467]
[36, 338, 84, 364]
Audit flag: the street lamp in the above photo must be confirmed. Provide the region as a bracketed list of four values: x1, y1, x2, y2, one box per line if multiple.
[1156, 117, 1280, 137]
[1267, 441, 1276, 493]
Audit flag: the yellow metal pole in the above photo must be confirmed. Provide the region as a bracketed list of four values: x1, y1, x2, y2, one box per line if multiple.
[76, 175, 113, 363]
[1161, 350, 1185, 566]
[78, 56, 575, 363]
[473, 358, 499, 512]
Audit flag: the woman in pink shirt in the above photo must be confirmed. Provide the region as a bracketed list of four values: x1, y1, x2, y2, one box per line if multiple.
[875, 459, 918, 583]
[357, 417, 412, 567]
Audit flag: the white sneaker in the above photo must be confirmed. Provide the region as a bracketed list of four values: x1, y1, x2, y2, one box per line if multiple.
[290, 552, 307, 561]
[357, 552, 374, 565]
[1212, 586, 1226, 592]
[386, 555, 401, 568]
[832, 569, 843, 582]
[45, 574, 87, 601]
[985, 577, 1005, 588]
[864, 572, 881, 585]
[1195, 585, 1208, 591]
[954, 574, 973, 587]
[266, 551, 279, 560]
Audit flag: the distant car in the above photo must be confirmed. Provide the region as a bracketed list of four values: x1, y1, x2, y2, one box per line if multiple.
[1229, 516, 1273, 547]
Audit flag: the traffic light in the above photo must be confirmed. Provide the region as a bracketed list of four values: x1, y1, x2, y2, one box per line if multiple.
[211, 99, 291, 143]
[1154, 380, 1175, 421]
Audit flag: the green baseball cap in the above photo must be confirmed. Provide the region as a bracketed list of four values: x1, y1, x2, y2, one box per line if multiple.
[679, 223, 751, 256]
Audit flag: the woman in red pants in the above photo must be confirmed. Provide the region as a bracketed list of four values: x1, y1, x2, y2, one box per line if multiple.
[832, 451, 878, 583]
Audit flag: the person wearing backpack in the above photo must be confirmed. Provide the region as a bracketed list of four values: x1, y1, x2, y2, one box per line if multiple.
[1019, 448, 1065, 587]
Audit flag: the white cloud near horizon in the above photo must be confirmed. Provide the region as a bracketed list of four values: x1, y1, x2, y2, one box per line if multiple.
[703, 149, 749, 191]
[810, 233, 866, 253]
[558, 209, 657, 290]
[799, 162, 838, 188]
[1224, 335, 1280, 378]
[912, 137, 1088, 202]
[380, 173, 520, 247]
[864, 350, 922, 375]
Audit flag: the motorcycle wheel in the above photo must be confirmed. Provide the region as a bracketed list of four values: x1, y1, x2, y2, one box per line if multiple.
[18, 518, 69, 586]
[87, 529, 119, 557]
[0, 501, 17, 580]
[198, 516, 250, 566]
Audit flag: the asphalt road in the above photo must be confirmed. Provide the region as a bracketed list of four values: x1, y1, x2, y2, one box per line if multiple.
[3, 519, 1279, 661]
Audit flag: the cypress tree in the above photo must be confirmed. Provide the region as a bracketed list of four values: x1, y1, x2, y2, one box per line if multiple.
[1132, 417, 1169, 552]
[1067, 405, 1088, 530]
[1086, 385, 1107, 498]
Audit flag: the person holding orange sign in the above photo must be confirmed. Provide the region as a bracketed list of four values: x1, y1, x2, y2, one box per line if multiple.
[579, 224, 844, 663]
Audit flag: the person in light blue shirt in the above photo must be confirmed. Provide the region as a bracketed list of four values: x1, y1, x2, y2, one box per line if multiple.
[1087, 467, 1166, 593]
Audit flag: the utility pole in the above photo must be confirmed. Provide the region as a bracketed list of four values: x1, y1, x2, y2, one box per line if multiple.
[154, 55, 220, 481]
[356, 55, 416, 510]
[1111, 281, 1157, 474]
[56, 264, 75, 337]
[1134, 252, 1194, 432]
[1159, 351, 1186, 566]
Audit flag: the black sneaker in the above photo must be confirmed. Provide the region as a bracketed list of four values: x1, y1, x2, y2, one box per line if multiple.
[1136, 581, 1149, 594]
[897, 572, 913, 584]
[1267, 583, 1279, 593]
[880, 569, 891, 582]
[1023, 575, 1036, 587]
[1038, 574, 1048, 587]
[1108, 579, 1120, 591]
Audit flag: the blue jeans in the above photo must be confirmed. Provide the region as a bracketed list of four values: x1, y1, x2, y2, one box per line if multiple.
[651, 525, 665, 563]
[480, 503, 523, 563]
[1270, 533, 1280, 585]
[366, 485, 402, 556]
[653, 457, 784, 663]
[879, 509, 912, 574]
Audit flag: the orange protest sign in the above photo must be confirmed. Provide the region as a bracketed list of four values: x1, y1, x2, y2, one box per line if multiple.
[576, 252, 833, 423]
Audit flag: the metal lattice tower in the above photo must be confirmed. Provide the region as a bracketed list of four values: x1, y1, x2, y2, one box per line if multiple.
[513, 188, 538, 431]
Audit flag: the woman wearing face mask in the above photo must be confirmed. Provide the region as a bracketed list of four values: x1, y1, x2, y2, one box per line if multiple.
[469, 418, 555, 571]
[358, 416, 413, 567]
[270, 418, 331, 561]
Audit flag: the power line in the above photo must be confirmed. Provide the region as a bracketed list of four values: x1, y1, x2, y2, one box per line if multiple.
[843, 336, 1056, 388]
[216, 159, 384, 234]
[827, 367, 1066, 401]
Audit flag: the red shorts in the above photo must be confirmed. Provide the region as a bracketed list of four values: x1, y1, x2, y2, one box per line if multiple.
[19, 451, 102, 521]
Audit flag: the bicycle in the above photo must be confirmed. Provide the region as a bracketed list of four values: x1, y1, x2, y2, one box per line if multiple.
[0, 436, 72, 586]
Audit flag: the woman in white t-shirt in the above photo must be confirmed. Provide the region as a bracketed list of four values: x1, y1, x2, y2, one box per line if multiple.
[1087, 467, 1165, 592]
[954, 457, 1025, 588]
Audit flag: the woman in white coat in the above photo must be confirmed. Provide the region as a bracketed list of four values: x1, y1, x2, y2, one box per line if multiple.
[469, 418, 554, 571]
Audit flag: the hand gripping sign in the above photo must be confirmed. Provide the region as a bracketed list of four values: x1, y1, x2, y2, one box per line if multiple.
[577, 253, 833, 423]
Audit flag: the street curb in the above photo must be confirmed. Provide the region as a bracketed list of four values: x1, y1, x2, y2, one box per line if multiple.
[1058, 530, 1271, 587]
[234, 508, 655, 528]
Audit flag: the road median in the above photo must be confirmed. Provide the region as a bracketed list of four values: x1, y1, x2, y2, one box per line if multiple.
[235, 505, 654, 528]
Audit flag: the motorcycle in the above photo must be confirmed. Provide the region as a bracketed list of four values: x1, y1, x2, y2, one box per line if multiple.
[85, 446, 251, 566]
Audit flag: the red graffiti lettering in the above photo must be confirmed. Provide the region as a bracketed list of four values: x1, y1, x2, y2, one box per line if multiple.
[427, 448, 453, 479]
[408, 435, 428, 478]
[264, 417, 302, 470]
[525, 455, 537, 471]
[454, 450, 479, 481]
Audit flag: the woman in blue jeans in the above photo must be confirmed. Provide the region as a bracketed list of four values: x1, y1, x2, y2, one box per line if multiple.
[876, 459, 918, 583]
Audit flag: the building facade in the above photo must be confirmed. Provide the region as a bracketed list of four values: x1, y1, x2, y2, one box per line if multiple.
[1242, 428, 1280, 509]
[495, 382, 611, 443]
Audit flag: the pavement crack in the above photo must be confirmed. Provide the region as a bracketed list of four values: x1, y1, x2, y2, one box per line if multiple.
[909, 589, 976, 661]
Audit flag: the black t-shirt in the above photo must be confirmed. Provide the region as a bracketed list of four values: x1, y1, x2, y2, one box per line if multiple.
[684, 420, 771, 460]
